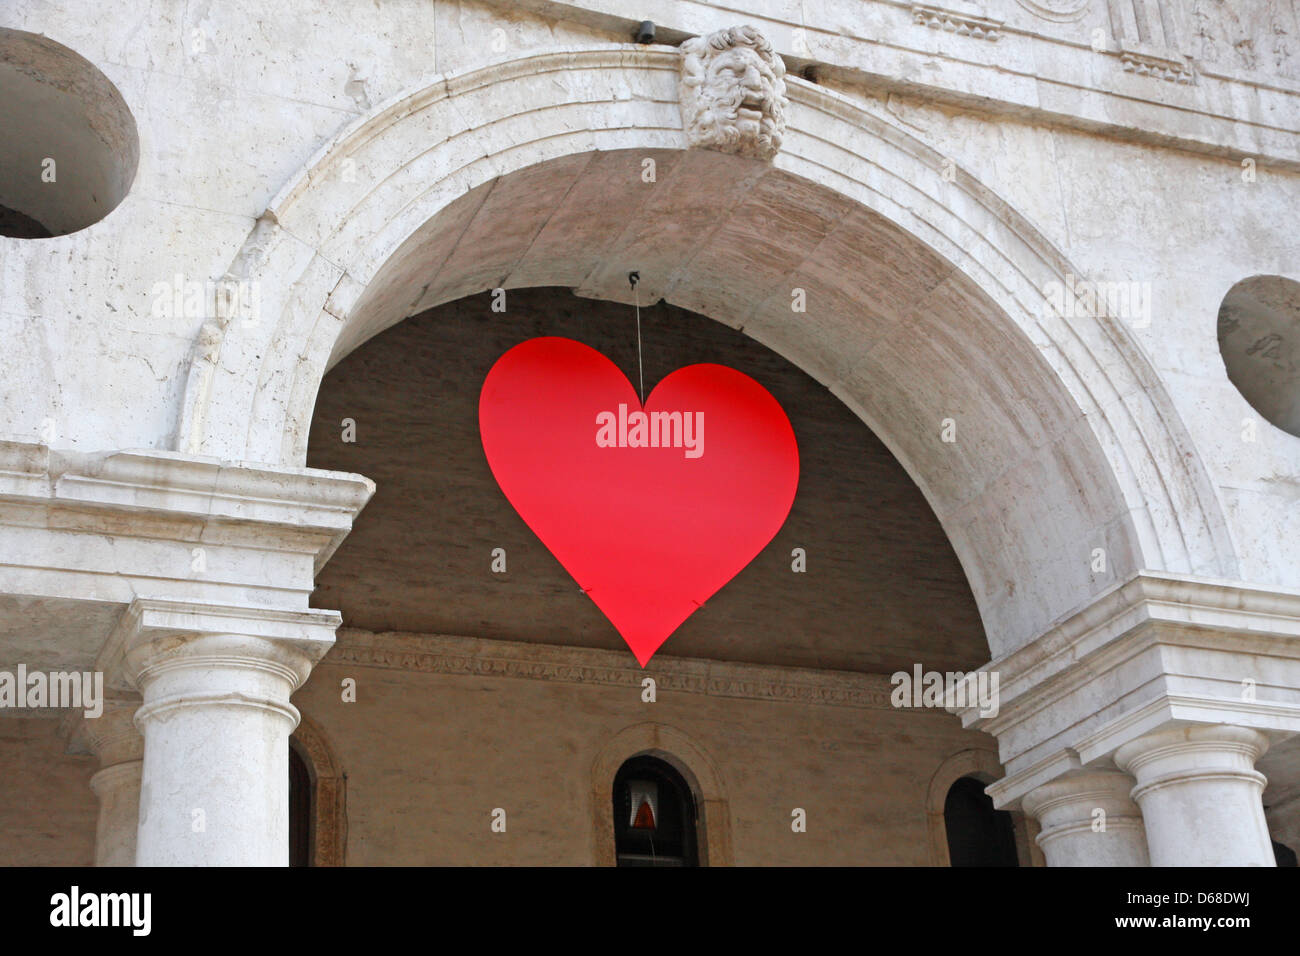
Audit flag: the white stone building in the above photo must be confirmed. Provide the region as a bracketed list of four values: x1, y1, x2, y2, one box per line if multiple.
[1, 0, 1298, 866]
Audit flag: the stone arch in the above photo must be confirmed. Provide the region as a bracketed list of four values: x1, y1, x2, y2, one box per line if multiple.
[591, 722, 732, 866]
[175, 43, 1237, 658]
[926, 748, 1039, 866]
[289, 714, 347, 866]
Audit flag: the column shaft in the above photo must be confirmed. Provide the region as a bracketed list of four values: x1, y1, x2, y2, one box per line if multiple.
[82, 699, 145, 867]
[130, 632, 311, 866]
[1115, 724, 1274, 867]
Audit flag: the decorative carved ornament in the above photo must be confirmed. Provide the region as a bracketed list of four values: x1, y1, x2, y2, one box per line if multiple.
[679, 25, 788, 161]
[1014, 0, 1090, 22]
[328, 630, 898, 711]
[1119, 49, 1195, 83]
[912, 5, 1004, 41]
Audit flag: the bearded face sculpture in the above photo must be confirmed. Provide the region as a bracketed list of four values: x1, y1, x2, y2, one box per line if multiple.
[679, 26, 788, 161]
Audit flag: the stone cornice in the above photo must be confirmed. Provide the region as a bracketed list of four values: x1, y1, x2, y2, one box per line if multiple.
[910, 5, 1003, 42]
[504, 0, 1300, 170]
[0, 442, 374, 574]
[1118, 46, 1195, 85]
[96, 598, 344, 694]
[966, 572, 1300, 717]
[326, 629, 901, 711]
[962, 573, 1300, 806]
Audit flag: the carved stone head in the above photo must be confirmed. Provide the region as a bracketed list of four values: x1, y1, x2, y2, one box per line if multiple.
[679, 25, 788, 161]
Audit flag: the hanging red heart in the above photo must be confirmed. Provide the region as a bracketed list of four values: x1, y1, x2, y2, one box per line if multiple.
[479, 336, 799, 666]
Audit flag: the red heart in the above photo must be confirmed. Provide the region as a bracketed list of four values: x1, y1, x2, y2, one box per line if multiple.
[479, 336, 799, 666]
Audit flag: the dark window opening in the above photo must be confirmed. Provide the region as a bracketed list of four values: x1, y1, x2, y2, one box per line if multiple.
[289, 742, 311, 867]
[0, 204, 52, 239]
[1274, 840, 1297, 867]
[613, 755, 699, 867]
[944, 775, 1019, 867]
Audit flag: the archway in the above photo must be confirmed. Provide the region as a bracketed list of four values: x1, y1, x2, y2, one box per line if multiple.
[925, 748, 1039, 867]
[288, 715, 347, 867]
[591, 723, 732, 867]
[613, 755, 700, 866]
[176, 45, 1236, 660]
[943, 776, 1020, 867]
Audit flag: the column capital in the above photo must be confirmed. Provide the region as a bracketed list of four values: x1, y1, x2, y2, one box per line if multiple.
[1021, 769, 1141, 822]
[65, 695, 145, 868]
[1114, 723, 1270, 802]
[122, 600, 338, 866]
[97, 598, 342, 696]
[68, 696, 144, 767]
[1021, 769, 1150, 866]
[0, 444, 372, 694]
[1113, 722, 1274, 865]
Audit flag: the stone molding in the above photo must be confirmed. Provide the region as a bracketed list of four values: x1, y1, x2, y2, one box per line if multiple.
[0, 442, 374, 573]
[1020, 770, 1144, 837]
[1114, 724, 1270, 803]
[0, 443, 371, 673]
[0, 442, 374, 642]
[326, 629, 900, 711]
[1019, 769, 1149, 866]
[506, 3, 1300, 168]
[958, 573, 1300, 806]
[1013, 0, 1090, 22]
[1119, 48, 1195, 85]
[967, 572, 1300, 711]
[98, 598, 343, 696]
[911, 5, 1003, 41]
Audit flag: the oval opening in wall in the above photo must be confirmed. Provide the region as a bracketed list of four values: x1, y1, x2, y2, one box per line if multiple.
[0, 29, 140, 238]
[1218, 274, 1300, 439]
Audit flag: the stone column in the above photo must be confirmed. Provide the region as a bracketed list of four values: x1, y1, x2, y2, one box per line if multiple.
[1114, 724, 1274, 867]
[1021, 770, 1149, 866]
[119, 602, 337, 867]
[83, 699, 144, 866]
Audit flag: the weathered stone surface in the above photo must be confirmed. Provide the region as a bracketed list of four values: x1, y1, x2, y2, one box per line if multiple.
[0, 0, 1298, 867]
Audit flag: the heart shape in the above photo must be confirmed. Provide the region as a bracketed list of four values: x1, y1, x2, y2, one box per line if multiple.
[479, 336, 799, 666]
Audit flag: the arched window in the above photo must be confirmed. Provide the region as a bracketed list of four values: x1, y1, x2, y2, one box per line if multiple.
[612, 755, 700, 867]
[289, 741, 311, 867]
[943, 776, 1019, 867]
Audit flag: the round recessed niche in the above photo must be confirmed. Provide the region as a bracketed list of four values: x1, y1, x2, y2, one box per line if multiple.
[0, 29, 139, 238]
[1218, 275, 1300, 438]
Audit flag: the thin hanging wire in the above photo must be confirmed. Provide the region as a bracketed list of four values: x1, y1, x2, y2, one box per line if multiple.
[630, 272, 645, 404]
